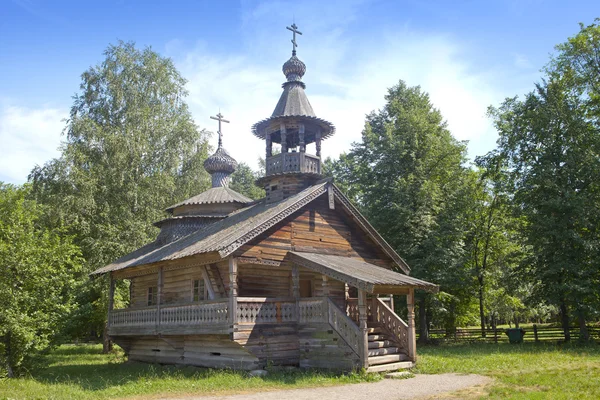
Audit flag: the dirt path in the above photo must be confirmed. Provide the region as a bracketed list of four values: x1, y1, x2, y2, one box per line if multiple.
[161, 373, 491, 400]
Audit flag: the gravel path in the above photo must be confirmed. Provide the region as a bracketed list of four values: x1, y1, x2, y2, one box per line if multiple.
[162, 373, 491, 400]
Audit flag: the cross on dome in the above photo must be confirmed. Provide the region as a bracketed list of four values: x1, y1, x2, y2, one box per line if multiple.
[210, 112, 230, 147]
[286, 23, 302, 55]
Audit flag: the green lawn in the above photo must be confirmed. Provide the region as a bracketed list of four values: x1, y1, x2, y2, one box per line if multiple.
[1, 342, 599, 399]
[415, 342, 600, 399]
[0, 344, 378, 400]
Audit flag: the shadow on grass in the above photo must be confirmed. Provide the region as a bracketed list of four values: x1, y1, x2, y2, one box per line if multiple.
[31, 344, 368, 393]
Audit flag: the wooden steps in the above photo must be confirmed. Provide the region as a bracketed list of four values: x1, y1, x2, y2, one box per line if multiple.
[367, 361, 414, 373]
[368, 353, 409, 365]
[368, 340, 395, 349]
[366, 323, 411, 373]
[368, 347, 399, 357]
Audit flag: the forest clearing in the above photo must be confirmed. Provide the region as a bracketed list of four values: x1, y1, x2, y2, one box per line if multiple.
[2, 342, 599, 399]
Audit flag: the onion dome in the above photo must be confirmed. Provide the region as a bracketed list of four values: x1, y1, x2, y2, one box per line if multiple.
[203, 146, 238, 176]
[282, 55, 306, 83]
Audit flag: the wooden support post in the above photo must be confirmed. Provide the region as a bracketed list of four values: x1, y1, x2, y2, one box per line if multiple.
[322, 274, 330, 297]
[534, 324, 539, 342]
[315, 128, 322, 158]
[407, 288, 417, 362]
[107, 275, 115, 326]
[280, 124, 287, 153]
[389, 294, 394, 312]
[299, 123, 305, 153]
[266, 132, 272, 157]
[358, 289, 369, 369]
[229, 257, 238, 338]
[292, 265, 300, 321]
[156, 267, 163, 333]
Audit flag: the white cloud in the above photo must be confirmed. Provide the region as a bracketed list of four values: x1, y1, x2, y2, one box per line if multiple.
[1, 0, 534, 183]
[0, 104, 66, 184]
[173, 5, 515, 170]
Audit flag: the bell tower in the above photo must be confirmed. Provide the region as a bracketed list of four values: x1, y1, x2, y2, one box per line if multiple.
[252, 23, 335, 203]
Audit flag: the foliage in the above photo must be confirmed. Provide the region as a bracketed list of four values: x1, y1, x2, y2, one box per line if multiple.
[328, 81, 475, 332]
[230, 162, 265, 200]
[28, 41, 211, 341]
[483, 20, 600, 334]
[0, 344, 380, 399]
[0, 184, 82, 377]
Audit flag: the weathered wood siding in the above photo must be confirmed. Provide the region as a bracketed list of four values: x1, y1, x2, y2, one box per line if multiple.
[236, 196, 393, 268]
[238, 263, 291, 297]
[298, 323, 361, 370]
[129, 260, 230, 307]
[116, 335, 260, 370]
[234, 324, 299, 366]
[130, 272, 158, 307]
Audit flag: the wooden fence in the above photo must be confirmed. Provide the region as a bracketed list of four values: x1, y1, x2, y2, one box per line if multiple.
[419, 325, 600, 343]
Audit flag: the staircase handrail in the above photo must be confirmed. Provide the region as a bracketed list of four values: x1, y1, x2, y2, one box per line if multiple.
[327, 298, 362, 359]
[373, 297, 409, 352]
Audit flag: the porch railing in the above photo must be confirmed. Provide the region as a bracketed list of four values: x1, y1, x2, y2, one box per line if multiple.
[371, 298, 409, 351]
[347, 297, 409, 353]
[327, 298, 361, 357]
[109, 300, 229, 331]
[160, 300, 229, 326]
[236, 297, 296, 324]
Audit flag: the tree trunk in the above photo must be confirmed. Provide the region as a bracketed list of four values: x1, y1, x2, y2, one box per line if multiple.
[560, 299, 570, 341]
[4, 331, 14, 378]
[478, 275, 486, 338]
[578, 309, 589, 342]
[102, 322, 113, 353]
[418, 295, 429, 344]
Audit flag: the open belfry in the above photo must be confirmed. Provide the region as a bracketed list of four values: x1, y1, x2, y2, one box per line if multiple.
[92, 24, 438, 372]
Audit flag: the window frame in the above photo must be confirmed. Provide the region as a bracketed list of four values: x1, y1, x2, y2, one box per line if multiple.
[191, 278, 208, 302]
[147, 286, 157, 306]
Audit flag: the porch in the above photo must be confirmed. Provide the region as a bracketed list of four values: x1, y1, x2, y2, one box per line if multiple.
[107, 252, 437, 371]
[109, 295, 414, 371]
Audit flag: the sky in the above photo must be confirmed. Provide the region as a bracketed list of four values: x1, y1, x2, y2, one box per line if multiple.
[1, 0, 598, 184]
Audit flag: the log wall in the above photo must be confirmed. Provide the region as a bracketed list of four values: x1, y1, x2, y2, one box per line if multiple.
[298, 323, 361, 370]
[236, 196, 393, 268]
[114, 335, 260, 370]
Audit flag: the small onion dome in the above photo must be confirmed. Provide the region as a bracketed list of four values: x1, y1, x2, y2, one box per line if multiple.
[282, 55, 306, 82]
[203, 146, 238, 175]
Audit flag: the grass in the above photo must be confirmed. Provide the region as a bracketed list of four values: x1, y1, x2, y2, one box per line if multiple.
[2, 342, 599, 399]
[0, 344, 379, 400]
[415, 341, 600, 399]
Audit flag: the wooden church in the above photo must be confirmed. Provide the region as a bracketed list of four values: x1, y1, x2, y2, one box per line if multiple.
[92, 24, 438, 373]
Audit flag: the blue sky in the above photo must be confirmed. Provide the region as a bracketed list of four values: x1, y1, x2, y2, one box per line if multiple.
[1, 0, 598, 183]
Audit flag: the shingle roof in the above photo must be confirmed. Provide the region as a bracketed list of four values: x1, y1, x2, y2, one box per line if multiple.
[287, 252, 438, 293]
[91, 180, 330, 275]
[165, 186, 253, 212]
[91, 179, 411, 277]
[272, 82, 316, 118]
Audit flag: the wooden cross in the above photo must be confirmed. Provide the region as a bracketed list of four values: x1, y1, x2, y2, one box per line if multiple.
[210, 112, 230, 147]
[286, 23, 302, 55]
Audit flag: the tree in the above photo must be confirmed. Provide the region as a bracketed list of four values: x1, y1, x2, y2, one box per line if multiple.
[29, 41, 211, 349]
[230, 162, 265, 200]
[486, 62, 600, 340]
[463, 166, 526, 335]
[0, 184, 81, 377]
[329, 81, 474, 340]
